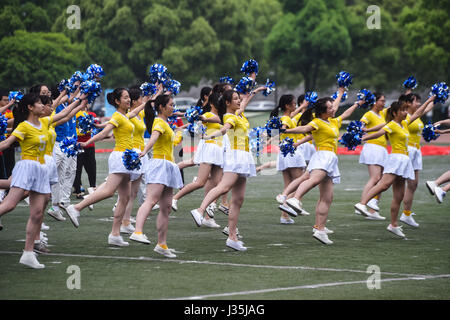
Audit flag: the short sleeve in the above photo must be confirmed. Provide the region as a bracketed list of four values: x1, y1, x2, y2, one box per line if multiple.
[383, 123, 393, 134]
[152, 119, 166, 134]
[224, 115, 236, 128]
[12, 123, 25, 141]
[281, 116, 291, 127]
[108, 113, 120, 128]
[308, 119, 319, 130]
[333, 116, 343, 128]
[360, 112, 370, 125]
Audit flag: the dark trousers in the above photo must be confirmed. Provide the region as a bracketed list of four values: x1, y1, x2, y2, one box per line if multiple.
[73, 147, 97, 193]
[1, 146, 15, 179]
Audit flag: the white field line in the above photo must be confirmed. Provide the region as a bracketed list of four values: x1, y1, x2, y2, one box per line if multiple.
[170, 274, 450, 300]
[0, 250, 436, 278]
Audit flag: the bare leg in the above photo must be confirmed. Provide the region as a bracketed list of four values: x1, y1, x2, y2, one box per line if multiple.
[315, 177, 333, 230]
[197, 172, 239, 214]
[134, 184, 165, 233]
[391, 176, 406, 227]
[123, 177, 141, 225]
[111, 175, 131, 236]
[228, 176, 246, 241]
[0, 187, 26, 217]
[26, 192, 46, 251]
[156, 186, 173, 245]
[293, 169, 328, 200]
[361, 174, 397, 205]
[173, 163, 211, 200]
[403, 170, 419, 212]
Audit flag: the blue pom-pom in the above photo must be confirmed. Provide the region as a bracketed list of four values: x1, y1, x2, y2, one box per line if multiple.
[149, 63, 168, 84]
[339, 120, 364, 150]
[185, 122, 206, 137]
[0, 114, 8, 141]
[262, 79, 276, 97]
[403, 76, 417, 90]
[220, 76, 235, 84]
[58, 79, 70, 92]
[60, 137, 83, 157]
[122, 149, 142, 171]
[422, 122, 440, 142]
[235, 76, 256, 94]
[279, 137, 296, 157]
[140, 82, 157, 96]
[77, 114, 95, 135]
[430, 82, 449, 105]
[305, 91, 318, 108]
[8, 91, 23, 102]
[265, 116, 285, 137]
[86, 64, 105, 79]
[249, 126, 266, 157]
[336, 71, 353, 89]
[240, 59, 259, 76]
[184, 105, 203, 123]
[79, 80, 102, 104]
[357, 89, 376, 108]
[163, 79, 181, 96]
[331, 91, 348, 102]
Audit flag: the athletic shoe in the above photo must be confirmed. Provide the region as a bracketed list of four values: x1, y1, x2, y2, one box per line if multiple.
[218, 204, 229, 215]
[222, 226, 243, 239]
[0, 189, 6, 203]
[192, 176, 198, 183]
[33, 241, 50, 254]
[41, 222, 50, 231]
[202, 218, 220, 228]
[24, 197, 30, 205]
[276, 194, 286, 204]
[367, 198, 380, 211]
[426, 181, 437, 195]
[286, 198, 303, 214]
[63, 205, 80, 228]
[226, 238, 247, 251]
[400, 213, 419, 228]
[47, 207, 66, 221]
[366, 211, 386, 221]
[0, 217, 3, 231]
[112, 202, 117, 212]
[312, 226, 334, 234]
[190, 209, 203, 227]
[129, 232, 150, 244]
[434, 187, 446, 204]
[120, 224, 135, 234]
[354, 203, 372, 217]
[171, 199, 178, 211]
[83, 195, 94, 211]
[108, 234, 129, 247]
[280, 217, 295, 225]
[278, 204, 298, 217]
[300, 208, 311, 216]
[206, 203, 215, 218]
[387, 224, 405, 238]
[19, 251, 45, 269]
[130, 216, 136, 223]
[312, 230, 333, 245]
[154, 244, 176, 258]
[152, 204, 160, 211]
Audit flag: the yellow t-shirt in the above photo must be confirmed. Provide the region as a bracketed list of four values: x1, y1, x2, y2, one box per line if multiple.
[129, 113, 146, 151]
[12, 116, 53, 164]
[108, 112, 135, 152]
[405, 114, 423, 149]
[308, 116, 342, 153]
[360, 110, 387, 147]
[292, 112, 313, 144]
[383, 120, 410, 155]
[280, 115, 297, 141]
[45, 124, 57, 156]
[202, 112, 223, 147]
[151, 117, 182, 162]
[223, 112, 249, 151]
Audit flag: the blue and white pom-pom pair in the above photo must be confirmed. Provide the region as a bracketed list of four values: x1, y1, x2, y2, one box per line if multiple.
[240, 59, 259, 76]
[60, 137, 83, 158]
[77, 114, 95, 135]
[336, 71, 353, 89]
[265, 117, 285, 137]
[430, 82, 449, 105]
[422, 122, 440, 142]
[305, 91, 318, 108]
[403, 76, 417, 90]
[279, 138, 296, 157]
[122, 149, 142, 171]
[357, 89, 376, 108]
[186, 122, 206, 137]
[339, 120, 365, 150]
[8, 91, 23, 102]
[184, 105, 203, 124]
[79, 80, 102, 104]
[0, 114, 8, 141]
[140, 82, 158, 96]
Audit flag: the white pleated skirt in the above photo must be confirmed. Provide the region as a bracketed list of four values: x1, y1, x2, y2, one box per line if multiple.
[307, 150, 340, 184]
[144, 158, 183, 189]
[298, 142, 316, 162]
[44, 155, 59, 186]
[277, 147, 306, 171]
[11, 160, 51, 194]
[408, 146, 422, 171]
[359, 143, 388, 167]
[223, 149, 256, 178]
[108, 151, 136, 176]
[383, 153, 415, 180]
[194, 140, 224, 167]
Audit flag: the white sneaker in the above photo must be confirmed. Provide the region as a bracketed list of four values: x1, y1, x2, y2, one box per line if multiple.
[313, 230, 333, 245]
[280, 217, 295, 225]
[190, 209, 203, 227]
[218, 204, 229, 215]
[63, 205, 80, 228]
[434, 187, 446, 204]
[202, 218, 220, 228]
[112, 202, 117, 212]
[300, 208, 311, 216]
[426, 181, 437, 195]
[108, 234, 129, 247]
[47, 207, 66, 221]
[354, 203, 372, 217]
[366, 211, 386, 221]
[24, 197, 30, 205]
[387, 224, 406, 238]
[154, 244, 177, 258]
[400, 213, 419, 228]
[41, 222, 50, 231]
[152, 203, 160, 211]
[192, 176, 198, 183]
[313, 226, 334, 234]
[286, 198, 303, 214]
[129, 232, 150, 244]
[226, 238, 247, 251]
[222, 226, 243, 239]
[276, 194, 286, 204]
[206, 203, 215, 218]
[367, 198, 380, 211]
[19, 251, 45, 269]
[355, 209, 362, 215]
[172, 199, 178, 211]
[278, 204, 298, 217]
[120, 224, 135, 234]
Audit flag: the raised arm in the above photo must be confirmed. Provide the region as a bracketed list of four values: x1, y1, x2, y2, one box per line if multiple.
[330, 87, 346, 115]
[290, 100, 308, 118]
[0, 99, 15, 114]
[52, 90, 68, 109]
[340, 101, 363, 121]
[51, 94, 87, 124]
[53, 99, 89, 127]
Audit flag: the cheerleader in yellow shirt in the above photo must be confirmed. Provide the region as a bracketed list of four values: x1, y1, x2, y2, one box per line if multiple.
[63, 88, 148, 247]
[130, 94, 183, 258]
[284, 89, 361, 245]
[355, 95, 436, 238]
[0, 92, 86, 268]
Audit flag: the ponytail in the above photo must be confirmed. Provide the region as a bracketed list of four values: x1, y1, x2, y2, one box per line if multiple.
[106, 88, 128, 108]
[144, 94, 172, 131]
[271, 94, 295, 119]
[300, 97, 330, 126]
[208, 92, 224, 122]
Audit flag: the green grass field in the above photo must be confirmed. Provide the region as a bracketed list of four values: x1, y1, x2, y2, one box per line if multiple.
[1, 116, 449, 300]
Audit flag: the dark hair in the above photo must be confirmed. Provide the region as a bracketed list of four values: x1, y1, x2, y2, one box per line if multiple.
[410, 93, 421, 101]
[40, 95, 52, 106]
[13, 93, 41, 130]
[297, 94, 305, 105]
[209, 92, 224, 122]
[386, 101, 403, 123]
[398, 94, 408, 104]
[300, 97, 331, 126]
[270, 94, 295, 118]
[128, 87, 142, 104]
[374, 92, 384, 101]
[0, 90, 8, 98]
[197, 86, 212, 107]
[106, 88, 128, 108]
[212, 83, 228, 95]
[29, 84, 47, 95]
[144, 94, 172, 132]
